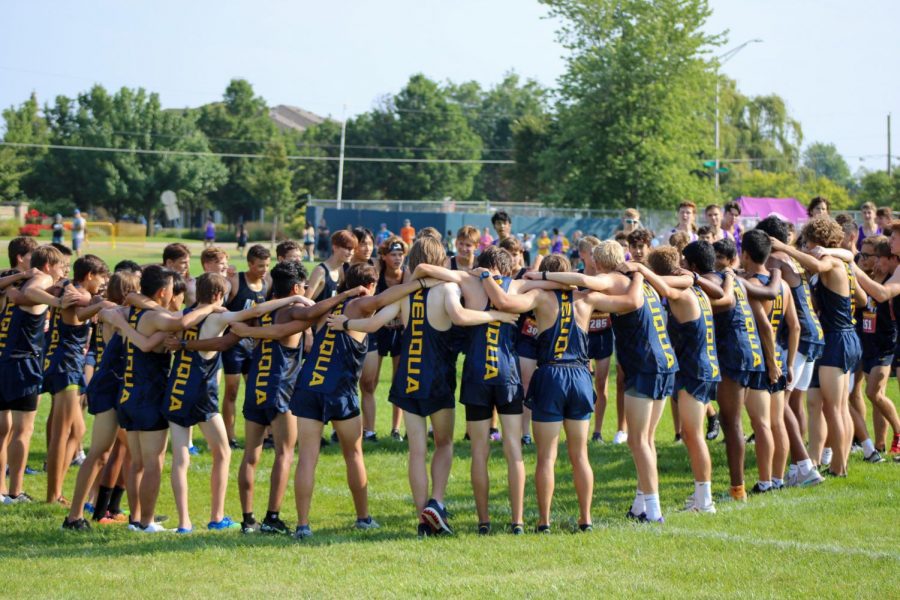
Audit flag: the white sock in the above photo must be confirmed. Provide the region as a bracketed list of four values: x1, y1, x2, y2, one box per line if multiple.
[862, 438, 876, 456]
[821, 447, 833, 465]
[694, 481, 712, 507]
[757, 480, 772, 491]
[644, 494, 662, 521]
[630, 490, 645, 515]
[798, 459, 814, 476]
[772, 477, 784, 487]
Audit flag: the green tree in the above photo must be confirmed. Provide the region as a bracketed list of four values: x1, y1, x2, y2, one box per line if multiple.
[539, 0, 722, 209]
[28, 85, 226, 232]
[246, 139, 295, 244]
[0, 93, 49, 206]
[857, 170, 899, 206]
[196, 79, 277, 222]
[802, 142, 851, 187]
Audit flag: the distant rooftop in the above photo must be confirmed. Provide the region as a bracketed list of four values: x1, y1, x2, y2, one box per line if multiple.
[269, 105, 335, 132]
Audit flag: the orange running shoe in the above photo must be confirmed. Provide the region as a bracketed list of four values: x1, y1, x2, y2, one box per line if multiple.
[729, 485, 747, 502]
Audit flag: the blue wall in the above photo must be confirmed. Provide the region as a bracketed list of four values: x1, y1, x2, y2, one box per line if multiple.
[307, 207, 621, 240]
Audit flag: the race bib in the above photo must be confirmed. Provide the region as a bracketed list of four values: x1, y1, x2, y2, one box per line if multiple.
[520, 316, 538, 339]
[862, 311, 876, 334]
[589, 312, 610, 333]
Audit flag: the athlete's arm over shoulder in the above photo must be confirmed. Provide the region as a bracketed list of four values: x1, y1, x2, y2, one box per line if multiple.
[583, 272, 645, 314]
[481, 274, 539, 313]
[166, 331, 243, 353]
[706, 271, 735, 310]
[749, 297, 780, 384]
[411, 263, 465, 284]
[229, 318, 310, 340]
[627, 263, 683, 300]
[75, 296, 117, 321]
[852, 263, 900, 303]
[741, 267, 782, 300]
[330, 301, 401, 334]
[224, 294, 306, 324]
[443, 282, 516, 326]
[99, 307, 168, 352]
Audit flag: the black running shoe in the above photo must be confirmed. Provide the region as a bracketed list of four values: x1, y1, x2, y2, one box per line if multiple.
[330, 430, 339, 443]
[749, 482, 771, 494]
[536, 524, 551, 534]
[320, 436, 330, 448]
[864, 450, 885, 463]
[241, 520, 260, 534]
[228, 439, 242, 450]
[578, 523, 593, 533]
[260, 516, 290, 535]
[390, 429, 403, 442]
[521, 434, 533, 446]
[463, 432, 471, 441]
[421, 498, 453, 535]
[477, 522, 491, 536]
[746, 433, 756, 444]
[62, 517, 91, 531]
[706, 415, 721, 440]
[510, 523, 525, 535]
[417, 522, 433, 538]
[262, 435, 275, 450]
[591, 432, 604, 444]
[363, 431, 378, 443]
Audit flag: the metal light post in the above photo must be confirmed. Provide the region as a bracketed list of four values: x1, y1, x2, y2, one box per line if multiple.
[715, 39, 763, 191]
[336, 104, 347, 209]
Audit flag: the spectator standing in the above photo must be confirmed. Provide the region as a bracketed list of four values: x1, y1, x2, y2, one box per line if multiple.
[316, 218, 331, 259]
[71, 209, 86, 257]
[722, 200, 743, 255]
[875, 206, 894, 231]
[479, 227, 494, 252]
[807, 196, 829, 218]
[375, 223, 393, 246]
[617, 208, 642, 234]
[857, 202, 881, 251]
[204, 217, 216, 248]
[521, 233, 533, 266]
[400, 219, 415, 246]
[704, 204, 726, 242]
[303, 222, 315, 260]
[51, 214, 64, 245]
[236, 222, 249, 257]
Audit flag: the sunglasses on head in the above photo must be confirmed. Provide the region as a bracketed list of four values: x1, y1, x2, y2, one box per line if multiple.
[625, 219, 637, 224]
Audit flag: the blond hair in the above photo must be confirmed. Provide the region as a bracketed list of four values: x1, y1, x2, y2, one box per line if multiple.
[593, 240, 625, 271]
[407, 236, 447, 272]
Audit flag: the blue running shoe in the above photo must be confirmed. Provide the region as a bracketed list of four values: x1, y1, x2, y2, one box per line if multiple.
[176, 527, 193, 534]
[421, 498, 453, 535]
[207, 516, 240, 530]
[24, 466, 38, 475]
[84, 502, 95, 514]
[294, 525, 313, 539]
[188, 445, 200, 456]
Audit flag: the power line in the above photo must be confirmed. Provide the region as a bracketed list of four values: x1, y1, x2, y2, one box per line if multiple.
[0, 141, 514, 165]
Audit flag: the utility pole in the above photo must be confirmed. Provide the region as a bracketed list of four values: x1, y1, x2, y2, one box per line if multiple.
[336, 104, 347, 209]
[888, 113, 892, 177]
[715, 39, 763, 191]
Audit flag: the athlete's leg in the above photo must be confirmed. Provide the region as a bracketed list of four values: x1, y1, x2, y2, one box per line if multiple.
[678, 391, 711, 483]
[467, 417, 492, 524]
[137, 429, 168, 528]
[123, 436, 141, 524]
[428, 408, 455, 504]
[789, 388, 808, 438]
[334, 415, 369, 520]
[819, 366, 849, 475]
[390, 357, 403, 433]
[295, 417, 324, 526]
[625, 394, 666, 495]
[67, 410, 118, 522]
[670, 398, 681, 440]
[770, 390, 789, 481]
[848, 367, 869, 443]
[807, 387, 826, 465]
[519, 357, 536, 439]
[0, 410, 10, 496]
[359, 352, 380, 435]
[866, 366, 900, 437]
[403, 412, 429, 514]
[197, 414, 231, 523]
[267, 413, 296, 513]
[532, 420, 562, 527]
[872, 406, 887, 450]
[237, 421, 266, 516]
[222, 373, 241, 443]
[593, 357, 611, 437]
[745, 389, 773, 483]
[716, 377, 747, 488]
[7, 408, 37, 497]
[563, 418, 593, 526]
[616, 365, 627, 435]
[46, 388, 84, 502]
[499, 412, 524, 526]
[168, 423, 192, 530]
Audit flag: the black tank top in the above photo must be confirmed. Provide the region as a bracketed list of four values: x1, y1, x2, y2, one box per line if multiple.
[314, 263, 338, 302]
[226, 272, 267, 312]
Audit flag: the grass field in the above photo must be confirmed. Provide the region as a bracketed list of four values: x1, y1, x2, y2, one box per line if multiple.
[0, 238, 897, 598]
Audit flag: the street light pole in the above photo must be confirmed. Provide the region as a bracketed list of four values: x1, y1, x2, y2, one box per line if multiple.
[336, 104, 347, 210]
[715, 39, 763, 191]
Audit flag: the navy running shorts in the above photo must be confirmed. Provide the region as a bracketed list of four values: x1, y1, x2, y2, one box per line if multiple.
[293, 389, 361, 424]
[376, 327, 402, 358]
[675, 374, 717, 404]
[527, 364, 595, 422]
[460, 379, 524, 412]
[42, 371, 86, 396]
[818, 330, 862, 374]
[863, 353, 894, 374]
[222, 340, 255, 376]
[624, 371, 676, 401]
[587, 330, 614, 361]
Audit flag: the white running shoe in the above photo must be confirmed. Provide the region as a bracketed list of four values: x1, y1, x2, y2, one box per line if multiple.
[683, 496, 717, 514]
[0, 494, 13, 505]
[127, 523, 143, 532]
[613, 431, 628, 444]
[142, 522, 168, 533]
[820, 447, 833, 467]
[785, 471, 799, 488]
[799, 469, 825, 487]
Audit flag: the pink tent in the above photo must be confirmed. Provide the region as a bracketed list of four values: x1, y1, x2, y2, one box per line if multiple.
[735, 197, 807, 224]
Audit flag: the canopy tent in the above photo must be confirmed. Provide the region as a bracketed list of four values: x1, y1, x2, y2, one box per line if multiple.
[735, 197, 807, 224]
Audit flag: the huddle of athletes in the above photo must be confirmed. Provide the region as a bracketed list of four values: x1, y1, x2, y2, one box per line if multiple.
[0, 200, 897, 537]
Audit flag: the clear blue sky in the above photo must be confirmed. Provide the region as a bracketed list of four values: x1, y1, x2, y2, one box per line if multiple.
[2, 0, 898, 173]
